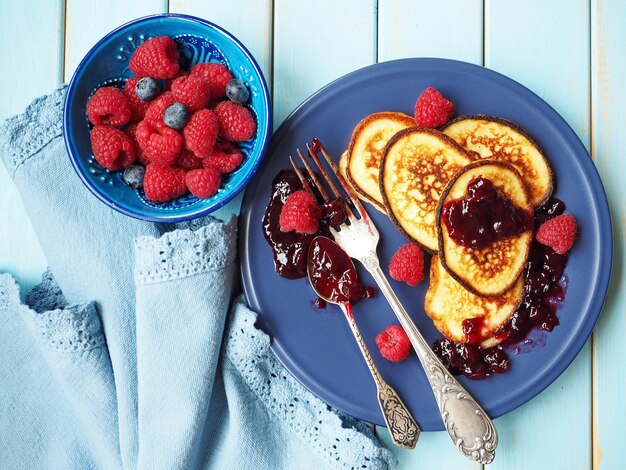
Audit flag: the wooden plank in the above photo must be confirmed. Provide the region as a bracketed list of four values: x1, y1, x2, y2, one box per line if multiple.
[169, 0, 272, 86]
[485, 1, 592, 469]
[168, 0, 273, 219]
[64, 0, 168, 81]
[377, 1, 482, 467]
[378, 0, 483, 64]
[0, 0, 63, 293]
[273, 0, 377, 127]
[591, 1, 626, 468]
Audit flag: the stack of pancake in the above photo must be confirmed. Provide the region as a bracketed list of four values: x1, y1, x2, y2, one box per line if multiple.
[339, 113, 553, 346]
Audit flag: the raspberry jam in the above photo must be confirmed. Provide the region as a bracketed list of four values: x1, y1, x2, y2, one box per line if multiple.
[442, 177, 533, 249]
[307, 236, 370, 306]
[321, 198, 348, 227]
[262, 170, 315, 279]
[434, 198, 569, 379]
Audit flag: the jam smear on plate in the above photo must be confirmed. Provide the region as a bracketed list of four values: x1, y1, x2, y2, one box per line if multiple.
[442, 177, 533, 249]
[434, 198, 569, 379]
[262, 170, 315, 279]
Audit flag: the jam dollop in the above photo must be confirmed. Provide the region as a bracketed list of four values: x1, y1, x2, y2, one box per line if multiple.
[442, 177, 533, 249]
[262, 170, 315, 279]
[434, 197, 569, 379]
[308, 236, 370, 305]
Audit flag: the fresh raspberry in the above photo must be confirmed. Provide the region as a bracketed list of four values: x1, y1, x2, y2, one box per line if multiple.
[375, 325, 411, 362]
[124, 77, 150, 122]
[176, 148, 204, 170]
[214, 101, 257, 141]
[129, 36, 180, 79]
[191, 62, 232, 99]
[90, 126, 136, 171]
[86, 86, 132, 126]
[125, 123, 150, 166]
[388, 243, 425, 286]
[165, 71, 187, 90]
[135, 119, 182, 166]
[144, 91, 176, 122]
[185, 167, 221, 199]
[183, 109, 219, 158]
[536, 214, 578, 254]
[414, 87, 455, 128]
[203, 140, 243, 174]
[171, 75, 211, 112]
[143, 164, 187, 202]
[279, 190, 322, 234]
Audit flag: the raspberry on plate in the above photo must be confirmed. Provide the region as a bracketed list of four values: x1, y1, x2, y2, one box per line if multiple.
[86, 86, 132, 127]
[414, 87, 454, 128]
[143, 164, 188, 202]
[144, 91, 177, 122]
[129, 36, 180, 79]
[124, 77, 150, 123]
[176, 148, 204, 170]
[214, 101, 257, 142]
[90, 126, 136, 171]
[375, 325, 411, 362]
[185, 167, 221, 199]
[183, 109, 219, 158]
[203, 140, 243, 174]
[279, 190, 322, 234]
[536, 214, 578, 254]
[171, 74, 211, 112]
[135, 119, 183, 166]
[388, 243, 425, 286]
[191, 62, 232, 99]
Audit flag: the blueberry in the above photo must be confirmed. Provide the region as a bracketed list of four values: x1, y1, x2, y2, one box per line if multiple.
[135, 77, 160, 102]
[163, 102, 190, 130]
[225, 79, 250, 104]
[123, 165, 145, 189]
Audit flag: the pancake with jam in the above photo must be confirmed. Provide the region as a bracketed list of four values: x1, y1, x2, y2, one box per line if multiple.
[347, 112, 415, 211]
[437, 160, 533, 297]
[379, 127, 472, 252]
[425, 255, 523, 346]
[441, 115, 553, 207]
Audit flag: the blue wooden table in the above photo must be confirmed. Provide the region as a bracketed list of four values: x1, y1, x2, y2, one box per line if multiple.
[1, 1, 624, 468]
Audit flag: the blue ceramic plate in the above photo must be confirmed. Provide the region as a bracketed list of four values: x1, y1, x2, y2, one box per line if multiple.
[240, 59, 612, 430]
[64, 14, 271, 222]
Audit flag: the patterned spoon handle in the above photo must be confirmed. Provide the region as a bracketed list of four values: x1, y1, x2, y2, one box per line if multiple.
[339, 303, 420, 449]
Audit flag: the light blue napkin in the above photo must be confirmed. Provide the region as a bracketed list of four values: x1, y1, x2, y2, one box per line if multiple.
[0, 86, 396, 469]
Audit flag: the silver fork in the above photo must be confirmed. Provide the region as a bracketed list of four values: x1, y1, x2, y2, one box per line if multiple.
[290, 138, 498, 464]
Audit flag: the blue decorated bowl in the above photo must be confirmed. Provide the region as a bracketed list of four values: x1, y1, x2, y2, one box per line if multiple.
[64, 14, 271, 222]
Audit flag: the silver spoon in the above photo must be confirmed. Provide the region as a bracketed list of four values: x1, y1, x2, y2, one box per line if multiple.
[307, 236, 420, 449]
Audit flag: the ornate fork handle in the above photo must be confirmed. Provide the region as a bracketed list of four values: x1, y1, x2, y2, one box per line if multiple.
[361, 254, 498, 464]
[339, 304, 420, 449]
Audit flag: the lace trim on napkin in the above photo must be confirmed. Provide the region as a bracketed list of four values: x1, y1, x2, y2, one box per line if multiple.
[0, 272, 105, 353]
[134, 216, 237, 285]
[0, 85, 66, 176]
[224, 299, 396, 469]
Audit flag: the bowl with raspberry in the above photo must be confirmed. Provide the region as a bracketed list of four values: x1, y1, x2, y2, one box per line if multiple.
[64, 14, 271, 221]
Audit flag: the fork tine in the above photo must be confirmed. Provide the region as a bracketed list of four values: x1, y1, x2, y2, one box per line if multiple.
[296, 148, 330, 201]
[311, 139, 371, 222]
[288, 156, 315, 196]
[305, 142, 343, 200]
